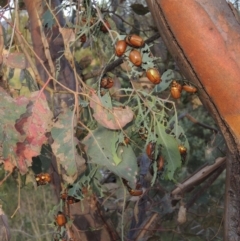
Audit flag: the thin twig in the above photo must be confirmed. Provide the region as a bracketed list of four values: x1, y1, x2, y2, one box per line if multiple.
[96, 202, 120, 241]
[11, 171, 21, 218]
[95, 6, 115, 42]
[171, 157, 226, 198]
[12, 3, 52, 92]
[209, 216, 224, 241]
[104, 11, 157, 33]
[0, 172, 11, 186]
[11, 229, 56, 238]
[36, 10, 56, 79]
[121, 178, 127, 241]
[134, 213, 158, 241]
[183, 113, 218, 133]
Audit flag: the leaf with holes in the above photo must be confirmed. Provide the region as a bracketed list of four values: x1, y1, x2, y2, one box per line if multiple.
[51, 109, 79, 177]
[90, 92, 134, 130]
[42, 9, 55, 29]
[154, 69, 177, 93]
[156, 122, 181, 180]
[83, 127, 138, 188]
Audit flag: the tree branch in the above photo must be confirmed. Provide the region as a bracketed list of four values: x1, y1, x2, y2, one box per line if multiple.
[171, 157, 226, 199]
[185, 162, 226, 210]
[183, 113, 218, 133]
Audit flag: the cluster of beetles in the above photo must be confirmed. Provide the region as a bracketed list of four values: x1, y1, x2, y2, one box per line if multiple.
[118, 34, 161, 83]
[170, 80, 197, 99]
[146, 141, 187, 170]
[34, 33, 197, 234]
[102, 33, 197, 100]
[101, 34, 161, 89]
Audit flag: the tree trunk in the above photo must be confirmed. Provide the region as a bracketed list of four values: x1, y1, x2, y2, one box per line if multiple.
[147, 0, 240, 240]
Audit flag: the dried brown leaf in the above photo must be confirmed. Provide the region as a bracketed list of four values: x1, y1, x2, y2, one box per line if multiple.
[90, 92, 134, 130]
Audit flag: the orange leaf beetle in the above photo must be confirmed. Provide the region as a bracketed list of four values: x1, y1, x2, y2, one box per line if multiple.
[182, 85, 197, 93]
[129, 189, 143, 196]
[178, 145, 187, 156]
[100, 20, 111, 33]
[55, 211, 67, 227]
[146, 142, 155, 160]
[171, 81, 182, 99]
[125, 34, 144, 48]
[35, 173, 51, 186]
[146, 68, 161, 84]
[157, 155, 164, 171]
[41, 173, 51, 183]
[60, 192, 68, 201]
[61, 191, 80, 204]
[115, 40, 127, 57]
[68, 194, 80, 204]
[173, 80, 182, 91]
[81, 17, 95, 26]
[124, 136, 131, 145]
[80, 34, 86, 43]
[67, 196, 78, 204]
[123, 179, 143, 196]
[129, 49, 142, 66]
[101, 77, 114, 89]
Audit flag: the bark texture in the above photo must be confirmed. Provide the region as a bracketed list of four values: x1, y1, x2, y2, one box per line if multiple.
[146, 0, 240, 240]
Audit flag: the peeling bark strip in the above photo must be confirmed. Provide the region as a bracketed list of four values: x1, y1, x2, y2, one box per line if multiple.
[24, 0, 76, 116]
[146, 0, 240, 240]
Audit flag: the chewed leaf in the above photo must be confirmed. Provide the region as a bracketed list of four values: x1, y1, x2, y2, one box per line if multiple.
[83, 127, 138, 188]
[42, 9, 55, 29]
[113, 152, 122, 165]
[154, 69, 176, 93]
[156, 122, 181, 180]
[51, 109, 79, 177]
[90, 92, 134, 130]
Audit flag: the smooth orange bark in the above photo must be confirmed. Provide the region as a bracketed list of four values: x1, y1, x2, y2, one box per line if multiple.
[159, 0, 240, 141]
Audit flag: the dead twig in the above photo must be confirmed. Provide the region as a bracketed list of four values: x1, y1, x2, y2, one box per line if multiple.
[185, 162, 226, 210]
[134, 213, 158, 241]
[184, 113, 219, 133]
[171, 157, 226, 199]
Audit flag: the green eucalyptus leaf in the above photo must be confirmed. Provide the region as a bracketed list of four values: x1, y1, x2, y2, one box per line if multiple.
[51, 109, 78, 176]
[151, 161, 158, 186]
[42, 9, 55, 29]
[156, 122, 181, 181]
[83, 127, 138, 188]
[79, 99, 89, 107]
[154, 69, 175, 92]
[101, 92, 112, 109]
[24, 69, 39, 91]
